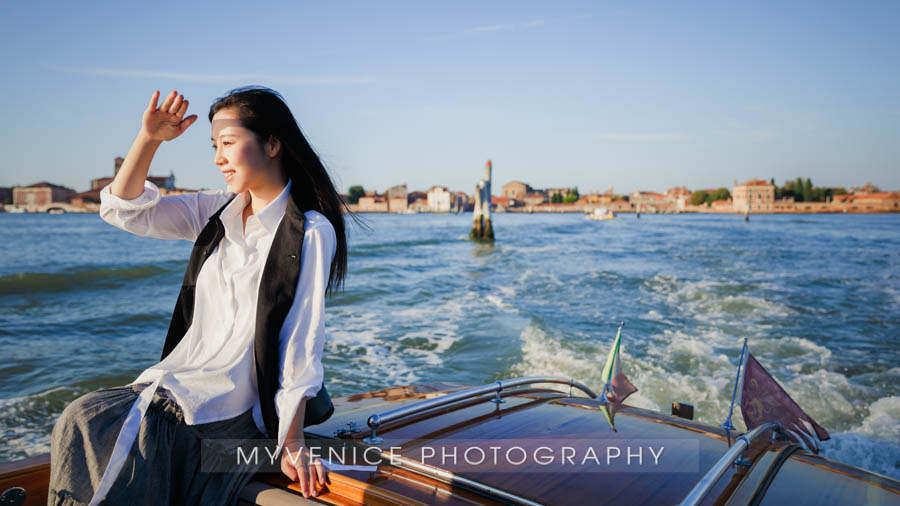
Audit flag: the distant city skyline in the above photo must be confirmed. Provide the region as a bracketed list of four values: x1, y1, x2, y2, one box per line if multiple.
[2, 1, 898, 194]
[5, 162, 890, 198]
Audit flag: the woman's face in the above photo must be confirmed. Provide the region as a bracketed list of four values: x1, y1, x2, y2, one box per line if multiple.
[211, 107, 277, 194]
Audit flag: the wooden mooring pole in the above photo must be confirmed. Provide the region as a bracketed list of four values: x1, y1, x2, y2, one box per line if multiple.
[470, 160, 495, 242]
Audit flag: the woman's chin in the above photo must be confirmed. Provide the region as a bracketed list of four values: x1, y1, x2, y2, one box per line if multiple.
[225, 181, 244, 194]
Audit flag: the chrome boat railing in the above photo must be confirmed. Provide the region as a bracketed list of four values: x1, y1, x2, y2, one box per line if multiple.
[363, 376, 598, 444]
[374, 449, 543, 506]
[678, 422, 782, 506]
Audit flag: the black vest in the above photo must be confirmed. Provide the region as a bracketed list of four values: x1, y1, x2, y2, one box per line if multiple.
[161, 190, 333, 439]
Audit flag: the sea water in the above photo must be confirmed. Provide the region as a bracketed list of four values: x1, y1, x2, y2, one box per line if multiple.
[0, 212, 897, 479]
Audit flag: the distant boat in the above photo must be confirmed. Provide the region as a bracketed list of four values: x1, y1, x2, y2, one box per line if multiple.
[586, 208, 615, 221]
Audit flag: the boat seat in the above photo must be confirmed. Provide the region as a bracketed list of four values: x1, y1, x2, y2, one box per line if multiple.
[238, 480, 320, 505]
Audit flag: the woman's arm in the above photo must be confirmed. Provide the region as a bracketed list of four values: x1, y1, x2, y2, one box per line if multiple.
[110, 90, 195, 200]
[100, 91, 232, 241]
[280, 399, 326, 498]
[274, 214, 337, 497]
[100, 183, 232, 241]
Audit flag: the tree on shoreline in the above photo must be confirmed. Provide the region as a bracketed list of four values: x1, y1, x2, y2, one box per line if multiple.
[690, 188, 730, 206]
[347, 185, 365, 204]
[690, 190, 708, 206]
[709, 187, 731, 203]
[775, 178, 846, 202]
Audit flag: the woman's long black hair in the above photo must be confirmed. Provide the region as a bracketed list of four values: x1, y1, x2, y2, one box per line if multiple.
[209, 86, 349, 294]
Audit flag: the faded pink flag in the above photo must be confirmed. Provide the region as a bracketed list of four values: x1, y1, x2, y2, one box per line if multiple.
[741, 352, 830, 452]
[606, 353, 638, 405]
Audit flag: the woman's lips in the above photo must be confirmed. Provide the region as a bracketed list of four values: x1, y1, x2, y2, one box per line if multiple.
[223, 170, 235, 182]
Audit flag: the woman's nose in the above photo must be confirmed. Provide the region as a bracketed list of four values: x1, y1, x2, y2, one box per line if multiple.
[214, 147, 226, 166]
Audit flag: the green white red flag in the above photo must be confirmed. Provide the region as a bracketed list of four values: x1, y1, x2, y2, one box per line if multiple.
[601, 323, 638, 404]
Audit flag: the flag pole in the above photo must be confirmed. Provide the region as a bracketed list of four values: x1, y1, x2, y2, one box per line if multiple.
[722, 338, 747, 432]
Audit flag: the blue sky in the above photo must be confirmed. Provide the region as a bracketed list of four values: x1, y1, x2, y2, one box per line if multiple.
[1, 1, 898, 195]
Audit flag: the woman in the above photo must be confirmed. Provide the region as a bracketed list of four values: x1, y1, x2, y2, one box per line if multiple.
[48, 87, 348, 505]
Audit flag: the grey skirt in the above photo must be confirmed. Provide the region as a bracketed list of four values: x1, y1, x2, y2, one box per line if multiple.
[48, 382, 266, 506]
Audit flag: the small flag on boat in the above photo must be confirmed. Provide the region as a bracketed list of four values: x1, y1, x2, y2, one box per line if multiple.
[600, 402, 620, 431]
[740, 350, 830, 453]
[601, 322, 638, 404]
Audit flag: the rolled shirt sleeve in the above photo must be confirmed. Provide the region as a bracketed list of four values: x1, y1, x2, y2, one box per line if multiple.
[274, 214, 336, 449]
[99, 181, 233, 242]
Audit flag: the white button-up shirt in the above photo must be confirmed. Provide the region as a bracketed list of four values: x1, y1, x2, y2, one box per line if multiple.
[99, 179, 334, 448]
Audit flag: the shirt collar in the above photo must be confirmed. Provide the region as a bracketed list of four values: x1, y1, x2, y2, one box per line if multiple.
[254, 180, 292, 234]
[220, 180, 292, 236]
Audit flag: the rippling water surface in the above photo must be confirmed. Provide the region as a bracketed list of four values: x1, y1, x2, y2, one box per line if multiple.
[1, 212, 898, 478]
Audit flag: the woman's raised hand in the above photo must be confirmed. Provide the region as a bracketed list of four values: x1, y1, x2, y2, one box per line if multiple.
[141, 90, 198, 142]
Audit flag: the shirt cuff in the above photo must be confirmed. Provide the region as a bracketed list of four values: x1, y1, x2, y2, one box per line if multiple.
[99, 181, 161, 210]
[275, 382, 323, 448]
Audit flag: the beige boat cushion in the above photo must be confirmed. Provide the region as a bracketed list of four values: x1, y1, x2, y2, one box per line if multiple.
[238, 480, 320, 505]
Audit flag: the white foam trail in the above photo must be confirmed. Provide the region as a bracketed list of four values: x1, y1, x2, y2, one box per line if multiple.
[854, 396, 900, 441]
[326, 311, 422, 385]
[510, 321, 900, 478]
[643, 274, 793, 325]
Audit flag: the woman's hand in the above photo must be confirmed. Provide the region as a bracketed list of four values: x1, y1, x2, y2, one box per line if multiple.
[280, 442, 327, 498]
[141, 90, 198, 142]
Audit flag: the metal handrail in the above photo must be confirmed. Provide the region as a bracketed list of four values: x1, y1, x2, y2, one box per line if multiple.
[678, 422, 781, 506]
[363, 376, 598, 444]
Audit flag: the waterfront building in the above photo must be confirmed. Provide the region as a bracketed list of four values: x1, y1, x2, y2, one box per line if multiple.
[608, 199, 634, 213]
[629, 191, 664, 205]
[535, 202, 578, 213]
[357, 194, 389, 212]
[576, 193, 612, 213]
[771, 196, 797, 213]
[408, 195, 429, 213]
[13, 182, 76, 209]
[387, 184, 408, 213]
[629, 191, 667, 213]
[70, 190, 102, 211]
[0, 187, 11, 205]
[789, 201, 833, 213]
[160, 187, 202, 196]
[578, 193, 612, 205]
[848, 181, 880, 195]
[665, 186, 692, 212]
[833, 192, 900, 213]
[451, 191, 470, 212]
[710, 199, 734, 212]
[491, 195, 511, 211]
[502, 181, 533, 201]
[426, 186, 452, 213]
[522, 191, 547, 206]
[91, 157, 175, 192]
[732, 179, 775, 213]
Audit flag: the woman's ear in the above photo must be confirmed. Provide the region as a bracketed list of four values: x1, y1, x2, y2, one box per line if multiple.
[266, 135, 282, 159]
